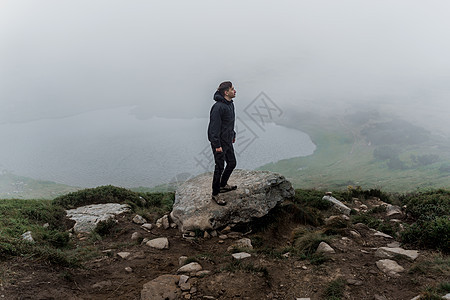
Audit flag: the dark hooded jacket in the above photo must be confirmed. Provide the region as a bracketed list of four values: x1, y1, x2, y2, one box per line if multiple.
[208, 91, 236, 149]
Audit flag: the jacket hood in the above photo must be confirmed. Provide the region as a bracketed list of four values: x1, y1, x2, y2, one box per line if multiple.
[213, 90, 233, 103]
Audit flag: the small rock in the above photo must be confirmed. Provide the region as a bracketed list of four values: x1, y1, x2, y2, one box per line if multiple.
[196, 270, 211, 277]
[222, 226, 231, 233]
[350, 230, 361, 238]
[316, 242, 335, 254]
[210, 230, 218, 237]
[141, 275, 180, 300]
[373, 231, 393, 239]
[386, 204, 402, 217]
[141, 223, 153, 230]
[21, 231, 34, 243]
[386, 241, 401, 248]
[92, 280, 112, 289]
[131, 232, 141, 241]
[190, 286, 198, 293]
[204, 231, 211, 239]
[218, 234, 228, 240]
[296, 298, 311, 300]
[374, 295, 388, 300]
[282, 252, 290, 258]
[361, 250, 370, 254]
[179, 256, 188, 266]
[410, 296, 421, 300]
[179, 275, 189, 285]
[117, 252, 131, 259]
[141, 238, 149, 245]
[203, 296, 215, 300]
[442, 293, 450, 300]
[170, 223, 178, 229]
[322, 195, 351, 215]
[125, 267, 133, 273]
[146, 237, 169, 250]
[218, 240, 224, 244]
[376, 259, 404, 277]
[375, 247, 419, 261]
[227, 238, 253, 252]
[43, 223, 49, 228]
[180, 282, 191, 291]
[302, 266, 308, 270]
[227, 231, 243, 239]
[156, 218, 163, 228]
[232, 252, 251, 260]
[360, 204, 368, 210]
[188, 231, 196, 237]
[132, 215, 147, 224]
[177, 262, 202, 274]
[158, 215, 170, 229]
[347, 279, 363, 286]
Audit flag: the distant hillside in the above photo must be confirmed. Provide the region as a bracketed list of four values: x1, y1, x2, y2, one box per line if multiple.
[258, 108, 450, 192]
[0, 171, 79, 199]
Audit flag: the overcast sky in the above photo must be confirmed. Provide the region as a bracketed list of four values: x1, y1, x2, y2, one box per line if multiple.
[1, 0, 450, 130]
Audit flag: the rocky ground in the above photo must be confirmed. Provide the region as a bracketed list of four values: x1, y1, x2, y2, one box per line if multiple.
[1, 196, 449, 300]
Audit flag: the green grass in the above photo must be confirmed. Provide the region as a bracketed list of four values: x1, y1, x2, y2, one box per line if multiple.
[1, 187, 175, 267]
[258, 115, 450, 193]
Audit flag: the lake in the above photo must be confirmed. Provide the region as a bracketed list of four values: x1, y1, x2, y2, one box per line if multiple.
[0, 107, 316, 188]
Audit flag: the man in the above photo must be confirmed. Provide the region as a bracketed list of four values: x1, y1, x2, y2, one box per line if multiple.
[207, 81, 238, 205]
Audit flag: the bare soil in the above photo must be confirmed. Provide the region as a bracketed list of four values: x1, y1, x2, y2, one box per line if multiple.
[0, 205, 448, 300]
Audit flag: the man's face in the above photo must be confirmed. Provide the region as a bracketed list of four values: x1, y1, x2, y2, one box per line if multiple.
[224, 86, 236, 99]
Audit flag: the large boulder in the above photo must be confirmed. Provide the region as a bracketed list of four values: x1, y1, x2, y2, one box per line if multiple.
[170, 169, 294, 232]
[66, 203, 130, 233]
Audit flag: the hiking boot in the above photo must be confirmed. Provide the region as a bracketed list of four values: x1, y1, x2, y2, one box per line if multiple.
[212, 194, 226, 205]
[219, 184, 237, 193]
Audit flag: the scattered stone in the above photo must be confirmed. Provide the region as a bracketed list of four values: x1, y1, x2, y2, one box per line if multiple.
[219, 234, 228, 240]
[373, 231, 393, 239]
[170, 170, 295, 232]
[177, 262, 202, 274]
[296, 298, 311, 300]
[141, 223, 153, 231]
[141, 274, 181, 300]
[179, 256, 188, 266]
[361, 250, 370, 254]
[43, 223, 49, 228]
[302, 266, 308, 270]
[222, 226, 232, 233]
[350, 230, 362, 238]
[125, 267, 133, 273]
[92, 280, 112, 289]
[346, 279, 363, 286]
[117, 252, 131, 259]
[131, 232, 141, 241]
[21, 231, 34, 243]
[204, 231, 211, 239]
[386, 204, 402, 217]
[442, 293, 450, 300]
[170, 223, 178, 229]
[196, 270, 211, 277]
[218, 240, 224, 244]
[316, 242, 335, 254]
[227, 238, 253, 252]
[179, 275, 189, 285]
[66, 203, 130, 233]
[360, 204, 368, 210]
[188, 231, 196, 237]
[232, 252, 251, 260]
[210, 230, 218, 237]
[410, 296, 421, 300]
[132, 214, 147, 225]
[322, 195, 351, 215]
[203, 296, 215, 300]
[227, 231, 243, 239]
[179, 282, 191, 291]
[141, 238, 149, 245]
[156, 215, 170, 229]
[341, 214, 350, 221]
[374, 295, 388, 300]
[375, 247, 419, 261]
[282, 252, 290, 258]
[146, 237, 169, 250]
[376, 259, 405, 277]
[386, 241, 401, 248]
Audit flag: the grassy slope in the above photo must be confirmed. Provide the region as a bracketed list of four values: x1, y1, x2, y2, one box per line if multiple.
[0, 172, 79, 199]
[257, 114, 450, 193]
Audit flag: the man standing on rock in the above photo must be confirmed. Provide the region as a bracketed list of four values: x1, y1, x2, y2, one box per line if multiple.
[207, 81, 238, 205]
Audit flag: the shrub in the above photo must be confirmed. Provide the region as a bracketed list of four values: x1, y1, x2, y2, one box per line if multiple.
[323, 278, 345, 299]
[94, 219, 118, 236]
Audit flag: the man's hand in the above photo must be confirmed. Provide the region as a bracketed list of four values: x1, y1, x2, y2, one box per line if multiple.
[215, 147, 223, 152]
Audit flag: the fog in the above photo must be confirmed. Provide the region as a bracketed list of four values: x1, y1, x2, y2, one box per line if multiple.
[1, 1, 450, 189]
[2, 0, 450, 126]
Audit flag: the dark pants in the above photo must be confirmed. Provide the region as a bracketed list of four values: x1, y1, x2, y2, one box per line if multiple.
[211, 143, 237, 195]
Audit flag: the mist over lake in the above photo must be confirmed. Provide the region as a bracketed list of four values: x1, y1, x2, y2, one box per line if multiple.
[0, 107, 315, 188]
